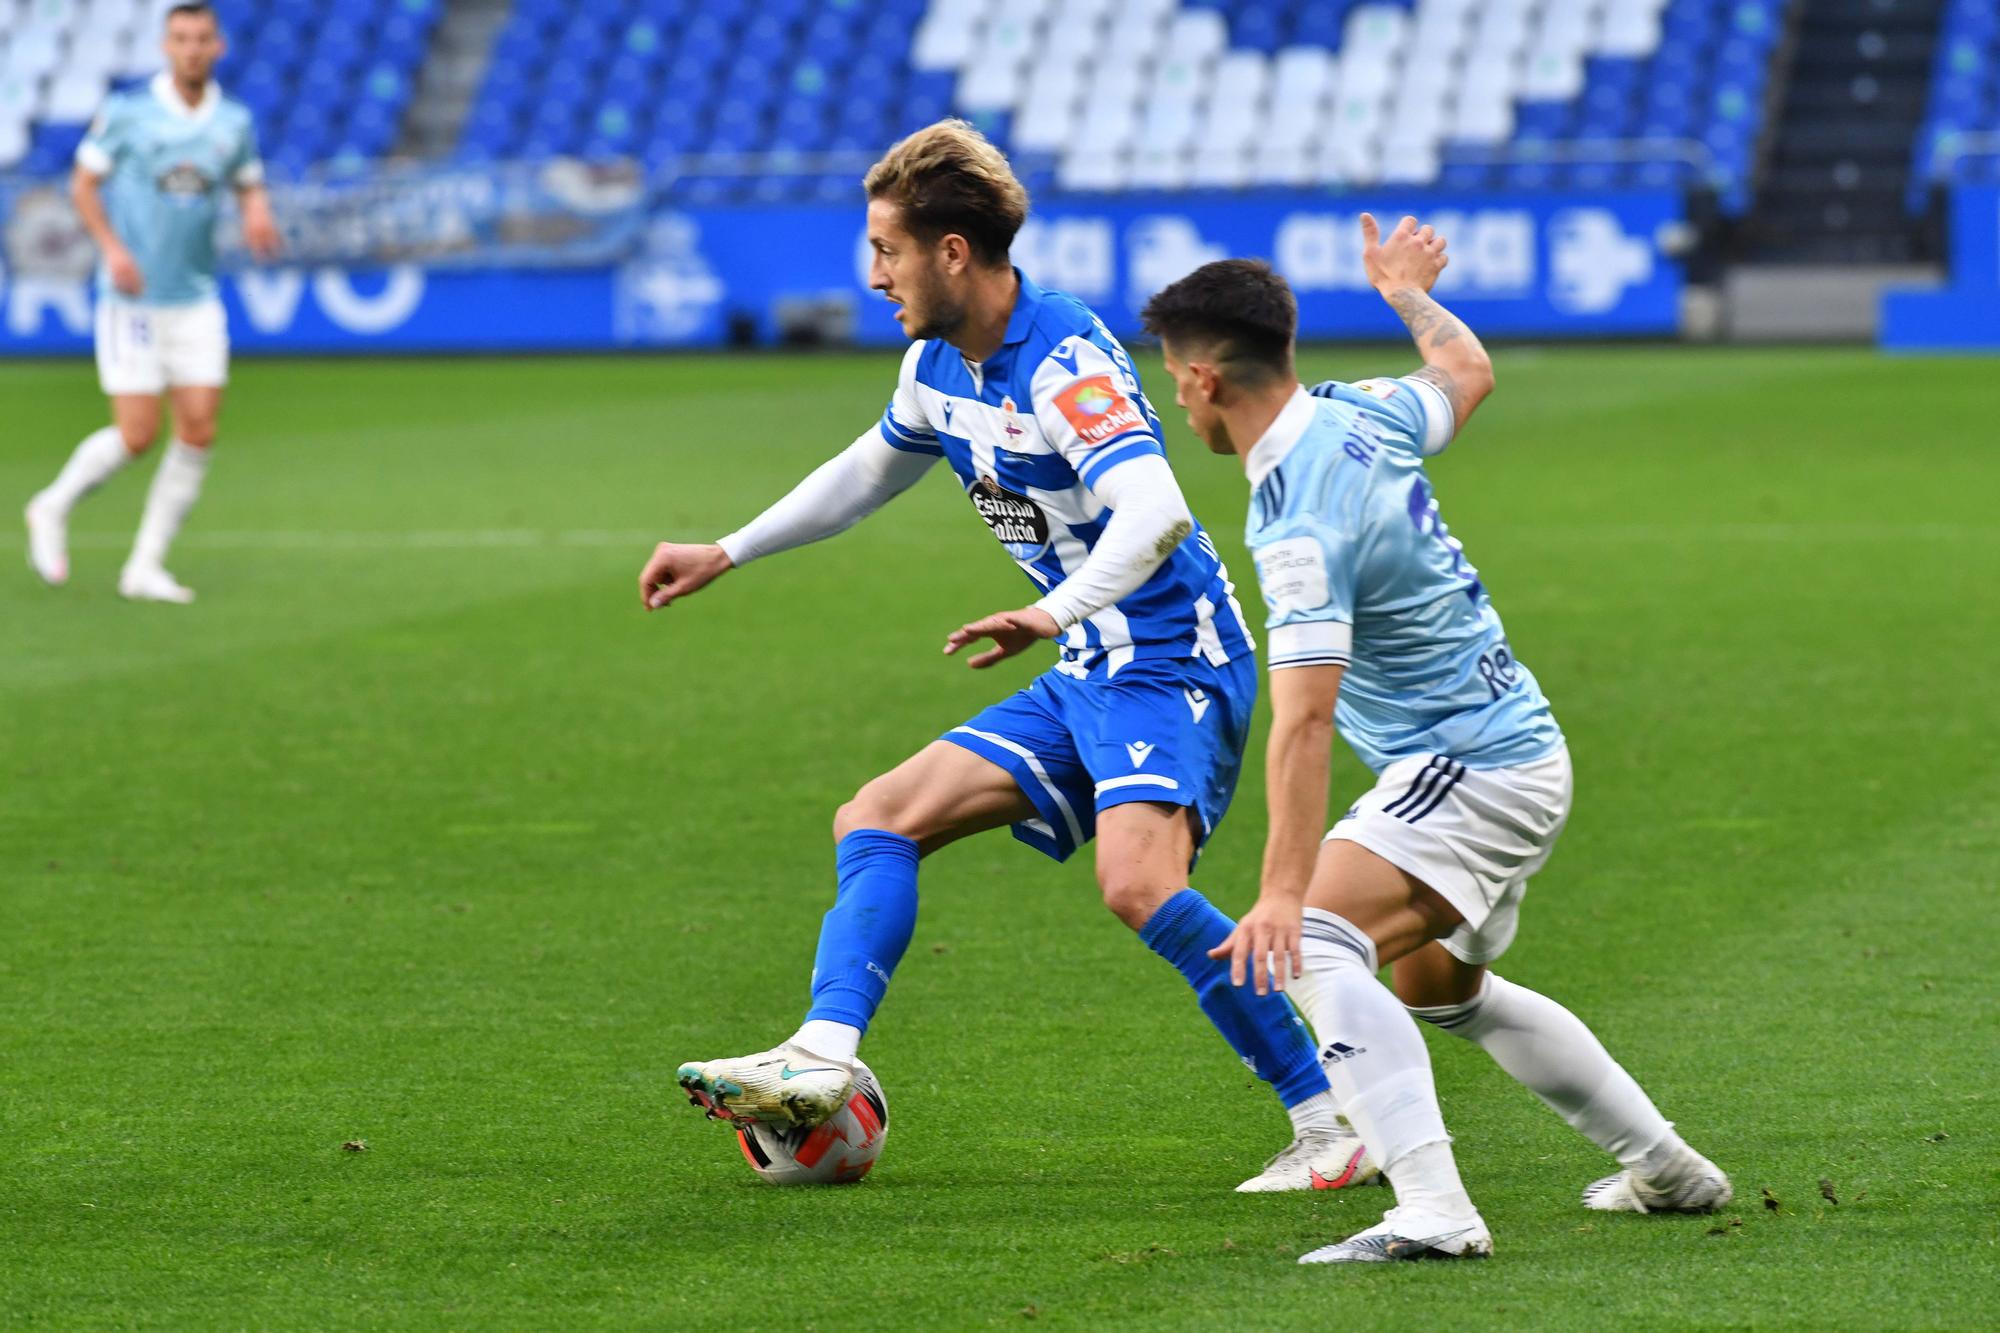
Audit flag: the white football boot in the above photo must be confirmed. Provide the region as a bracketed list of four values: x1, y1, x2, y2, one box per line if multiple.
[1237, 1126, 1385, 1192]
[118, 563, 196, 604]
[1582, 1143, 1733, 1214]
[24, 499, 68, 587]
[1298, 1205, 1494, 1264]
[677, 1042, 853, 1129]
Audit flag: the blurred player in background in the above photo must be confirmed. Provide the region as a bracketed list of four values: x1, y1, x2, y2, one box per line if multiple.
[23, 2, 278, 604]
[646, 122, 1361, 1188]
[1142, 220, 1730, 1263]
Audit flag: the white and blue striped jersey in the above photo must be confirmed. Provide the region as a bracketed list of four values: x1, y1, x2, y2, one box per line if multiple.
[879, 270, 1254, 677]
[76, 73, 262, 306]
[1244, 378, 1563, 773]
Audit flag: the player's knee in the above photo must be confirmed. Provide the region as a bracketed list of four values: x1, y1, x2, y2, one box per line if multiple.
[1097, 871, 1174, 930]
[176, 421, 216, 448]
[833, 783, 921, 843]
[117, 418, 159, 452]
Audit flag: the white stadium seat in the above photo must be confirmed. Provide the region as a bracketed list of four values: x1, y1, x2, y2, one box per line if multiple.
[0, 115, 28, 169]
[1128, 142, 1190, 189]
[957, 57, 1026, 113]
[1344, 5, 1411, 57]
[1520, 49, 1587, 101]
[1138, 96, 1203, 151]
[1057, 147, 1128, 193]
[1271, 46, 1337, 106]
[1164, 8, 1227, 60]
[43, 68, 109, 122]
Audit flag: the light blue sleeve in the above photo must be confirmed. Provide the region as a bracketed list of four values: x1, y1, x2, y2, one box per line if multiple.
[1252, 483, 1360, 670]
[1308, 376, 1456, 457]
[76, 97, 127, 174]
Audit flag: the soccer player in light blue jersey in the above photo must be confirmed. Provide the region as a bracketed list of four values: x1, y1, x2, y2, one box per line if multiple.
[1142, 218, 1730, 1262]
[25, 2, 278, 603]
[642, 123, 1353, 1187]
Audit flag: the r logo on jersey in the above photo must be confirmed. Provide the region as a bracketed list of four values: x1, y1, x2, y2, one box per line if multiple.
[1054, 374, 1144, 448]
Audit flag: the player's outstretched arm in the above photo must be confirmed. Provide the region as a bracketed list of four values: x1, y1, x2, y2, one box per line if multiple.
[1209, 662, 1345, 993]
[1360, 212, 1495, 430]
[640, 427, 935, 611]
[70, 165, 141, 296]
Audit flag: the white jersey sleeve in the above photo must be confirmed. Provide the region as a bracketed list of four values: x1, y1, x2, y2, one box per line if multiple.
[75, 97, 125, 176]
[1028, 336, 1164, 489]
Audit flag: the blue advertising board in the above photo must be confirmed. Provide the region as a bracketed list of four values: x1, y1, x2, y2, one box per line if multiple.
[1881, 185, 2000, 351]
[0, 189, 1685, 354]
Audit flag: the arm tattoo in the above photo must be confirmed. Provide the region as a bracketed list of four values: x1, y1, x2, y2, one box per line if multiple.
[1409, 363, 1458, 404]
[1385, 287, 1478, 421]
[1385, 287, 1467, 352]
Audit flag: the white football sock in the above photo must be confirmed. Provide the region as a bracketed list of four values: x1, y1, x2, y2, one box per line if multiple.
[126, 440, 210, 573]
[36, 426, 132, 515]
[789, 1019, 860, 1067]
[1408, 972, 1674, 1169]
[1298, 909, 1475, 1219]
[1287, 1087, 1342, 1137]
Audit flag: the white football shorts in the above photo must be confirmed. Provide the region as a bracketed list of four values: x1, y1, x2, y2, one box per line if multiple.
[95, 297, 230, 396]
[1327, 744, 1572, 965]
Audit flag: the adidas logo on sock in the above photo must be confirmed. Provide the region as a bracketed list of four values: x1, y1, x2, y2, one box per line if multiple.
[1321, 1041, 1368, 1065]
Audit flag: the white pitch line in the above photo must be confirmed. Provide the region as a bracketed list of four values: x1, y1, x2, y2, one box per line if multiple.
[63, 529, 677, 551]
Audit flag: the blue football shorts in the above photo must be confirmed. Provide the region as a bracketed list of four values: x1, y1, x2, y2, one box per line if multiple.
[941, 652, 1257, 864]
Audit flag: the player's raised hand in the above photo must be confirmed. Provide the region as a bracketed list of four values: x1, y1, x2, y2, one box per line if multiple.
[1207, 894, 1304, 995]
[943, 607, 1060, 668]
[1360, 212, 1448, 296]
[639, 541, 733, 610]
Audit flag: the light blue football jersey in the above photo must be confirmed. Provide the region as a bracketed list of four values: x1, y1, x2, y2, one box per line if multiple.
[1243, 378, 1563, 773]
[879, 270, 1256, 679]
[76, 73, 262, 306]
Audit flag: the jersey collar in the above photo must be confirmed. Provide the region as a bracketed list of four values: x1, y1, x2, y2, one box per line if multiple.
[151, 71, 221, 123]
[1244, 387, 1319, 489]
[1002, 267, 1042, 346]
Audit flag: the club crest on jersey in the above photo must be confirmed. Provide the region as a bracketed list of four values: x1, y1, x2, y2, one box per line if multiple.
[1001, 396, 1025, 440]
[1054, 374, 1144, 448]
[968, 474, 1052, 561]
[156, 162, 213, 197]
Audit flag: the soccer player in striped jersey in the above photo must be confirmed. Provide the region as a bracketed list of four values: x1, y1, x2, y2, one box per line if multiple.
[1141, 218, 1730, 1263]
[644, 122, 1349, 1185]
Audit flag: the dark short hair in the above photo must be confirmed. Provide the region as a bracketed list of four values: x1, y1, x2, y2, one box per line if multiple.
[1140, 259, 1297, 384]
[864, 120, 1028, 267]
[166, 3, 218, 26]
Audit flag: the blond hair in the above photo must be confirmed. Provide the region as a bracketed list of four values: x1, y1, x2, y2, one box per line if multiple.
[863, 119, 1028, 266]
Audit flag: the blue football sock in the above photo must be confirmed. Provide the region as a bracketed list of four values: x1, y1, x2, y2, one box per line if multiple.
[803, 829, 921, 1033]
[1140, 888, 1330, 1109]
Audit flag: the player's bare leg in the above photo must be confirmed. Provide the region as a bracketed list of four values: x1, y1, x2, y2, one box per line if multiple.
[26, 394, 157, 588]
[119, 384, 218, 604]
[1395, 941, 1732, 1214]
[678, 742, 1032, 1128]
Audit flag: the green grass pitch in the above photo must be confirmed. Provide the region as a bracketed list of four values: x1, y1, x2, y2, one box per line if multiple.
[2, 346, 1994, 1328]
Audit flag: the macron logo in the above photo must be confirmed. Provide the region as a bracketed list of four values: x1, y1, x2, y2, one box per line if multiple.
[1125, 741, 1156, 768]
[1185, 689, 1211, 723]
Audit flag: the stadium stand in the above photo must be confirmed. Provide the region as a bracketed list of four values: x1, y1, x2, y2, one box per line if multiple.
[448, 0, 1789, 210]
[0, 0, 443, 178]
[1914, 0, 2000, 204]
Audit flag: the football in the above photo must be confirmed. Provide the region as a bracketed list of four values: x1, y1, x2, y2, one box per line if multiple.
[734, 1060, 889, 1185]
